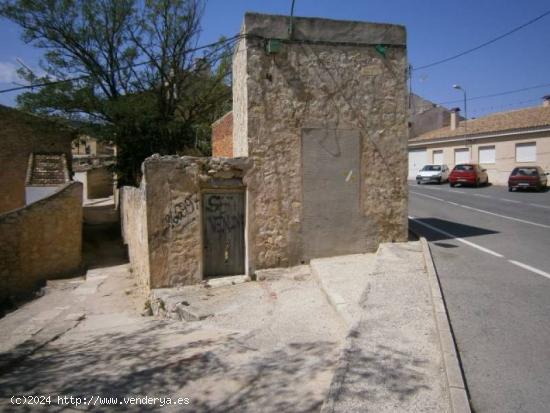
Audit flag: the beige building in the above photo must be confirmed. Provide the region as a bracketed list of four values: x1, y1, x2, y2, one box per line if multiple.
[408, 97, 550, 184]
[72, 135, 115, 156]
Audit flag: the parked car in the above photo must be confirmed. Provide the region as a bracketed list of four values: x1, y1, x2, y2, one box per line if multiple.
[449, 164, 489, 187]
[508, 166, 548, 192]
[416, 164, 450, 184]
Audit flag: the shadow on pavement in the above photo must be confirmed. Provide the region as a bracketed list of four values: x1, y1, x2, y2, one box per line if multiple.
[83, 222, 128, 270]
[337, 341, 430, 404]
[410, 217, 498, 242]
[0, 322, 339, 412]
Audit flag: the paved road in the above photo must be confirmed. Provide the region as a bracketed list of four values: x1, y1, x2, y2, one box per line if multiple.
[408, 182, 550, 413]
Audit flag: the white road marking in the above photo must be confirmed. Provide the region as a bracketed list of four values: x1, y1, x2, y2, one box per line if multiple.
[411, 192, 446, 202]
[409, 216, 550, 281]
[410, 191, 550, 230]
[408, 216, 504, 258]
[508, 260, 550, 280]
[414, 184, 550, 208]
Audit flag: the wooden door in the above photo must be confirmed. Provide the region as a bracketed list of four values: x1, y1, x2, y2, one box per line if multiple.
[203, 191, 245, 277]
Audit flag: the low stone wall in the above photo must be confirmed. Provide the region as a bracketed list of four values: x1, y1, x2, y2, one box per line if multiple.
[87, 167, 113, 199]
[144, 155, 250, 288]
[0, 182, 82, 305]
[120, 185, 151, 290]
[120, 156, 250, 290]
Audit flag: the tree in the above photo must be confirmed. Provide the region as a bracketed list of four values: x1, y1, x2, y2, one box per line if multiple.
[0, 0, 233, 185]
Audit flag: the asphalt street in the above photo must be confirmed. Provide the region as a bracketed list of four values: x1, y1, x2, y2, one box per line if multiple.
[408, 182, 550, 413]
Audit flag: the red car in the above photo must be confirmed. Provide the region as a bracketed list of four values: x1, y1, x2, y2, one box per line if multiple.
[508, 166, 548, 192]
[449, 164, 489, 187]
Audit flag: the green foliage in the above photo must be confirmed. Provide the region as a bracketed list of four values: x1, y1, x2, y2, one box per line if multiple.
[0, 0, 233, 185]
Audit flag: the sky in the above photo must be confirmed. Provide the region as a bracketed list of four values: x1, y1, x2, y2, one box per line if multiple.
[1, 0, 549, 118]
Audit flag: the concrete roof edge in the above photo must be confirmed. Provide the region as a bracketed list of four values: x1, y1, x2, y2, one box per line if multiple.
[242, 12, 406, 45]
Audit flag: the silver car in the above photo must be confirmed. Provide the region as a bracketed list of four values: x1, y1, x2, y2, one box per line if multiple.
[416, 164, 450, 184]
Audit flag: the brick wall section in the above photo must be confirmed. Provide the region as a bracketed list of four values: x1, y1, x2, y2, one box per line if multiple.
[0, 105, 75, 214]
[0, 182, 83, 304]
[211, 111, 234, 157]
[120, 186, 151, 291]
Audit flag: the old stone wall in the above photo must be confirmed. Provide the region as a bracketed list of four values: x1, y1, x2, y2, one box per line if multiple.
[142, 156, 249, 288]
[234, 13, 409, 272]
[120, 185, 151, 290]
[87, 167, 113, 199]
[0, 105, 75, 214]
[211, 111, 234, 157]
[0, 182, 82, 304]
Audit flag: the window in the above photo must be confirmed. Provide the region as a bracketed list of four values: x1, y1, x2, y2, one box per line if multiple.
[511, 167, 538, 176]
[516, 142, 536, 162]
[433, 150, 443, 165]
[421, 165, 441, 171]
[454, 164, 474, 171]
[478, 145, 495, 164]
[454, 148, 470, 165]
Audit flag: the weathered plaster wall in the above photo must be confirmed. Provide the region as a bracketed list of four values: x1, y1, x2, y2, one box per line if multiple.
[234, 13, 409, 271]
[121, 185, 151, 290]
[0, 105, 75, 214]
[142, 156, 250, 288]
[0, 182, 82, 304]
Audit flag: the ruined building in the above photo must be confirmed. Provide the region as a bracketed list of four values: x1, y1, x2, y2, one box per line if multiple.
[122, 13, 409, 290]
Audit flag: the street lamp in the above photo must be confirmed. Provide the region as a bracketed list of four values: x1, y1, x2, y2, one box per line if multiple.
[452, 84, 467, 132]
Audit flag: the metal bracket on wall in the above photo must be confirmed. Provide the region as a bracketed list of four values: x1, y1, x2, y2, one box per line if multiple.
[266, 38, 283, 54]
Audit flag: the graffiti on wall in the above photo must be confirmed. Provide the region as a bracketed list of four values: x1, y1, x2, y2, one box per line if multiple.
[204, 194, 244, 234]
[164, 193, 200, 230]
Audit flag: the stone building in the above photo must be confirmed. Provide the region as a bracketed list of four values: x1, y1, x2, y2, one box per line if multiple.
[0, 105, 75, 213]
[122, 13, 409, 289]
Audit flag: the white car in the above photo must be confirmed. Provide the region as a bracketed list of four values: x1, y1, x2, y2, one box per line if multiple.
[416, 164, 450, 184]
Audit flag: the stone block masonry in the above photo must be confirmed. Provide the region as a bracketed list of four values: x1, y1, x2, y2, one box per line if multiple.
[0, 182, 83, 305]
[121, 156, 250, 289]
[234, 13, 409, 273]
[122, 13, 409, 290]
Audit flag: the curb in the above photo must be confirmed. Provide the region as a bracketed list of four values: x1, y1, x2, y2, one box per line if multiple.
[420, 237, 472, 413]
[309, 263, 354, 330]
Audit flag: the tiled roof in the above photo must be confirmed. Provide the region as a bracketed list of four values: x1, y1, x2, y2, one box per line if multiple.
[26, 153, 70, 186]
[410, 106, 550, 143]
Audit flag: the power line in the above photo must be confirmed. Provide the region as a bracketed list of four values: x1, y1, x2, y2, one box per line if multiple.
[413, 82, 550, 112]
[470, 98, 541, 114]
[414, 9, 550, 71]
[437, 82, 550, 105]
[0, 34, 244, 95]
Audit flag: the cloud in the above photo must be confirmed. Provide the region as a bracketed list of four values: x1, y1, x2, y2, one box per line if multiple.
[0, 61, 20, 84]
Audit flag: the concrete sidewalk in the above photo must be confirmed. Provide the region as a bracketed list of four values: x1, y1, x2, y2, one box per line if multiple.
[312, 241, 470, 413]
[0, 239, 468, 412]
